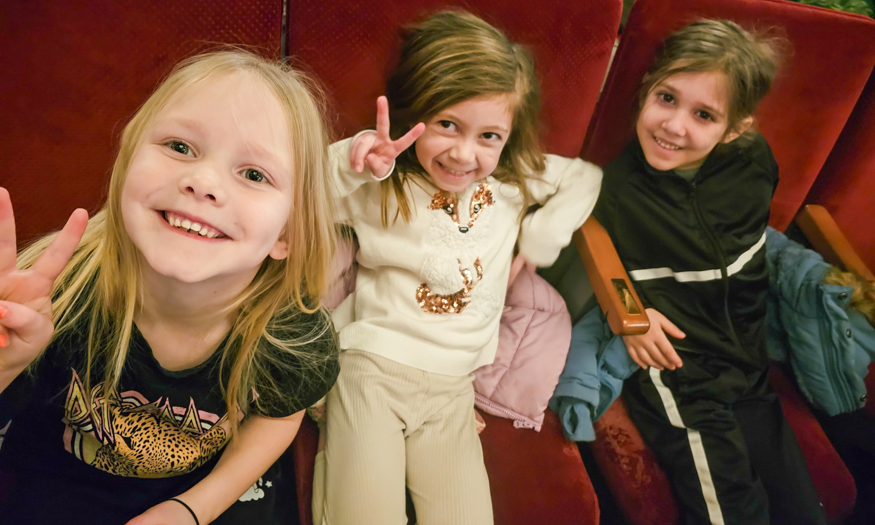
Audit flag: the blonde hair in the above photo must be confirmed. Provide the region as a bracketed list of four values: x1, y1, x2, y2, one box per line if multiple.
[640, 19, 784, 144]
[381, 10, 545, 226]
[18, 49, 337, 431]
[823, 267, 875, 327]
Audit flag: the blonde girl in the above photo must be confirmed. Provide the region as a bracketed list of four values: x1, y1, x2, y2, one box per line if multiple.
[0, 50, 339, 525]
[593, 20, 826, 525]
[316, 11, 602, 525]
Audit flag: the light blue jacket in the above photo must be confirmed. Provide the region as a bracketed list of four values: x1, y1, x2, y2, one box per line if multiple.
[549, 307, 638, 441]
[765, 227, 875, 415]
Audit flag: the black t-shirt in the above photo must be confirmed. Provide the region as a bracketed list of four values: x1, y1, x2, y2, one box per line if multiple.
[0, 310, 338, 524]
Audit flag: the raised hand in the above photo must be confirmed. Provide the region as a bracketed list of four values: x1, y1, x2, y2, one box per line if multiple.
[622, 308, 685, 371]
[350, 96, 425, 178]
[0, 187, 88, 376]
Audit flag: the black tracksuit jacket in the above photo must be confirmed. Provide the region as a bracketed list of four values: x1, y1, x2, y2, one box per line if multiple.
[593, 134, 779, 370]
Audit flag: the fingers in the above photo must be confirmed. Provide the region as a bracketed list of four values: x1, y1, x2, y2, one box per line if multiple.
[0, 300, 43, 333]
[350, 132, 377, 173]
[658, 314, 687, 340]
[0, 300, 52, 356]
[626, 344, 658, 370]
[29, 208, 88, 283]
[655, 337, 683, 369]
[365, 153, 390, 179]
[0, 188, 18, 274]
[375, 96, 391, 139]
[0, 305, 7, 348]
[392, 122, 425, 154]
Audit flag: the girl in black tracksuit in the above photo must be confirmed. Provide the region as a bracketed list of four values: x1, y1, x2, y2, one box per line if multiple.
[593, 20, 826, 525]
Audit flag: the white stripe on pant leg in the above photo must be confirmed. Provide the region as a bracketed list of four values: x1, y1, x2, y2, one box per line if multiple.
[649, 367, 726, 525]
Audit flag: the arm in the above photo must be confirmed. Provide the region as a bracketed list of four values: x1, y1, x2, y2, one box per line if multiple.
[517, 155, 603, 266]
[127, 411, 306, 525]
[0, 187, 87, 393]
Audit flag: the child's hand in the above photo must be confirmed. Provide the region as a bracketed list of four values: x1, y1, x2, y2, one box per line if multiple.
[350, 96, 425, 178]
[0, 188, 87, 372]
[125, 499, 199, 525]
[622, 308, 685, 371]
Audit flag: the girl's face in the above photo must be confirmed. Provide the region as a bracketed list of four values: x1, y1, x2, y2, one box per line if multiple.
[636, 70, 743, 172]
[415, 94, 513, 193]
[121, 72, 294, 288]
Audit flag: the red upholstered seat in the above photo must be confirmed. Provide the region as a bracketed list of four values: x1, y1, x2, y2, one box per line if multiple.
[1, 0, 284, 247]
[807, 70, 875, 273]
[286, 1, 623, 523]
[578, 0, 875, 523]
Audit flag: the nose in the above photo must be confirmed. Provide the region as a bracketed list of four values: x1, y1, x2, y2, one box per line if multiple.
[179, 164, 225, 203]
[448, 137, 475, 165]
[661, 111, 686, 137]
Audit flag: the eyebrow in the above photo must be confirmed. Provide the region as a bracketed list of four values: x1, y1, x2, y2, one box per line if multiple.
[659, 83, 727, 120]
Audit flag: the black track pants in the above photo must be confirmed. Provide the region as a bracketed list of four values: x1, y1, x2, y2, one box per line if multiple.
[622, 357, 827, 525]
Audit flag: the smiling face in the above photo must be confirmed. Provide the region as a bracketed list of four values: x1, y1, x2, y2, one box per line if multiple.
[414, 94, 514, 193]
[120, 72, 293, 288]
[636, 70, 745, 172]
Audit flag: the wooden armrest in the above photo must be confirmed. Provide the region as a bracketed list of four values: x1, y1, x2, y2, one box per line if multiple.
[573, 217, 650, 335]
[795, 204, 874, 281]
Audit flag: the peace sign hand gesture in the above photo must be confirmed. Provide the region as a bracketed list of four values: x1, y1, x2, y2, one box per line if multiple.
[0, 188, 88, 382]
[350, 96, 426, 179]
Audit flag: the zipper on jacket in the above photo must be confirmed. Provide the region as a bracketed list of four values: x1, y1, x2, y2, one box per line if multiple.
[688, 181, 744, 351]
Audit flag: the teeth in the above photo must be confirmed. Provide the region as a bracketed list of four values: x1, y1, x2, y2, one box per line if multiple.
[439, 161, 471, 176]
[164, 212, 221, 238]
[655, 137, 680, 150]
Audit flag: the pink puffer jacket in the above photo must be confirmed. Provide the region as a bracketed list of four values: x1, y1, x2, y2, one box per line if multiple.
[473, 268, 572, 431]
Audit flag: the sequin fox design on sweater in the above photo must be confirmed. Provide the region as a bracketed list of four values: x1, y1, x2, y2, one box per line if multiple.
[417, 182, 494, 314]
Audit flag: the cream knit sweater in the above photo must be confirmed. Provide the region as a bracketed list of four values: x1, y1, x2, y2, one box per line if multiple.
[330, 138, 602, 376]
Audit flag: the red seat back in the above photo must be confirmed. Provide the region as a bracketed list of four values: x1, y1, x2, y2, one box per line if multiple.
[581, 0, 875, 231]
[807, 70, 875, 269]
[286, 0, 623, 157]
[1, 0, 283, 247]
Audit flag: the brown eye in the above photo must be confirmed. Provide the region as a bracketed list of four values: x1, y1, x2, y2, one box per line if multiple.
[443, 205, 454, 215]
[696, 110, 714, 121]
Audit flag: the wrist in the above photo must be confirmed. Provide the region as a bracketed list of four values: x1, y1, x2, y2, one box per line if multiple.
[169, 497, 200, 525]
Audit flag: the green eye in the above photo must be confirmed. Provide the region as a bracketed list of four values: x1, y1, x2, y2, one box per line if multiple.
[245, 169, 265, 183]
[169, 141, 190, 155]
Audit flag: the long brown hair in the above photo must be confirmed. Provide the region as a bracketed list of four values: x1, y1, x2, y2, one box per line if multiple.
[18, 49, 337, 431]
[381, 10, 545, 226]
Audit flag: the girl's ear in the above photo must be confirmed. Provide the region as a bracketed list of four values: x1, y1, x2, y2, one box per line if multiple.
[722, 116, 754, 144]
[269, 238, 290, 261]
